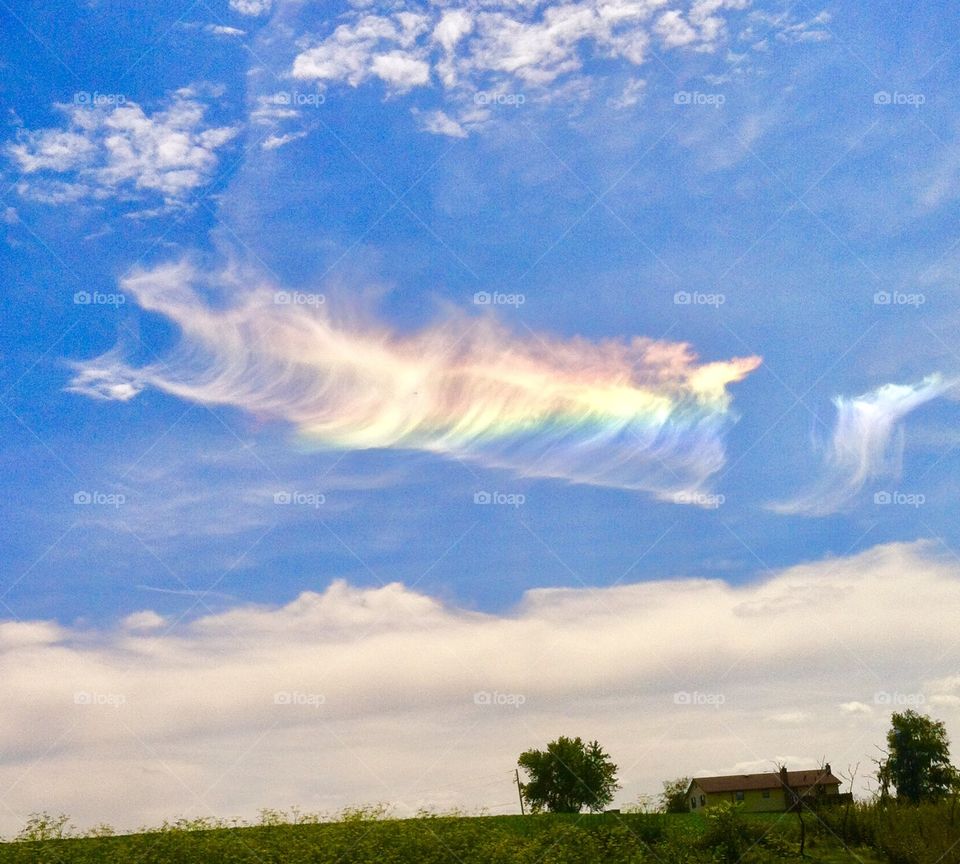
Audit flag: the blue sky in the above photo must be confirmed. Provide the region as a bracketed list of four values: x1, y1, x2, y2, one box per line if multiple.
[1, 0, 960, 832]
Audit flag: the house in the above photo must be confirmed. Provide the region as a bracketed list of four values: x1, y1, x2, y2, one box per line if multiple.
[686, 765, 846, 813]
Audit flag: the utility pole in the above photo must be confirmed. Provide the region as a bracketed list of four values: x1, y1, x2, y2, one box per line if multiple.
[515, 769, 526, 815]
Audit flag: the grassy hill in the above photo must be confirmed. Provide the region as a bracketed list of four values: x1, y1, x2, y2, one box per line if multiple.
[0, 808, 895, 864]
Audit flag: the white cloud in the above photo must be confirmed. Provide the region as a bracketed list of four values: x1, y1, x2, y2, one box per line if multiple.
[290, 1, 766, 97]
[433, 9, 474, 53]
[417, 109, 468, 138]
[772, 375, 956, 516]
[229, 0, 271, 16]
[262, 130, 307, 150]
[205, 24, 246, 38]
[0, 540, 956, 831]
[370, 52, 431, 90]
[6, 88, 238, 213]
[839, 701, 873, 715]
[655, 10, 698, 48]
[121, 611, 166, 632]
[608, 76, 646, 109]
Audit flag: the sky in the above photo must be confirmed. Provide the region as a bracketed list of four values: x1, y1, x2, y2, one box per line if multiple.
[1, 0, 959, 835]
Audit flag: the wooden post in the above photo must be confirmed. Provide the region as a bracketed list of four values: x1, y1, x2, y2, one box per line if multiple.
[515, 769, 526, 815]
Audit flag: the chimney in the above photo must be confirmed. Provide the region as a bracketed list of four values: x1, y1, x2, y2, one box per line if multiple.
[779, 765, 788, 784]
[824, 763, 831, 776]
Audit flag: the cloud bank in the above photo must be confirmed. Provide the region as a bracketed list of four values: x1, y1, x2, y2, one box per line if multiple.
[773, 376, 955, 516]
[1, 541, 957, 833]
[68, 261, 760, 499]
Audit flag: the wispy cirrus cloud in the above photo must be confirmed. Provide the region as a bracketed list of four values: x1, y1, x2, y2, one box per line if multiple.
[772, 376, 956, 516]
[6, 87, 238, 213]
[68, 260, 760, 500]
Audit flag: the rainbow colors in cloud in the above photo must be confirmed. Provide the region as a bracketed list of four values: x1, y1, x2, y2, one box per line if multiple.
[70, 261, 761, 500]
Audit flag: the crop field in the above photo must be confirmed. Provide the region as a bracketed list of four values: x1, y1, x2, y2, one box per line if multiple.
[0, 806, 908, 864]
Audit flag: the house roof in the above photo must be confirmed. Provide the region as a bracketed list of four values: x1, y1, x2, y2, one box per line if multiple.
[688, 768, 842, 794]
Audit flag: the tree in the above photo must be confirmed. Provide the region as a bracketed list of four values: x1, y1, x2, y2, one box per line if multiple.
[517, 736, 619, 813]
[877, 710, 957, 803]
[660, 777, 691, 813]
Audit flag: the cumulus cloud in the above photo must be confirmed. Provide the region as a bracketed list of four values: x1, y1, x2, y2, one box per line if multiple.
[67, 260, 759, 500]
[0, 540, 956, 831]
[291, 1, 754, 97]
[772, 376, 956, 516]
[229, 0, 271, 16]
[6, 87, 238, 213]
[416, 109, 468, 138]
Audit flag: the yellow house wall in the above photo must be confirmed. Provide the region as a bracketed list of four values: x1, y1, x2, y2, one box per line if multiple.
[688, 782, 842, 813]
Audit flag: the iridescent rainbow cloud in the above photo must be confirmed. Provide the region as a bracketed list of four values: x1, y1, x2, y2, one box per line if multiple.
[70, 261, 761, 500]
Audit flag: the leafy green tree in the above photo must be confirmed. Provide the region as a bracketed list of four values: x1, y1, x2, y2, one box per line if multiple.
[660, 777, 692, 813]
[878, 710, 957, 803]
[518, 736, 619, 813]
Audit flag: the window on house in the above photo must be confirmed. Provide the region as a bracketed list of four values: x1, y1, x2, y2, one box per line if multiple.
[735, 791, 744, 801]
[700, 795, 705, 806]
[691, 798, 697, 809]
[762, 790, 771, 799]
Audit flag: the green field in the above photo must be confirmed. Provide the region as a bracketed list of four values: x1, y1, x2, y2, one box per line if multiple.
[0, 807, 899, 864]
